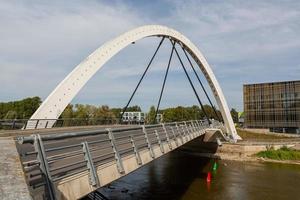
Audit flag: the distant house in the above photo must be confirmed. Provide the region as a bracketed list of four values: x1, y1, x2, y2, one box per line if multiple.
[121, 111, 145, 124]
[156, 113, 163, 123]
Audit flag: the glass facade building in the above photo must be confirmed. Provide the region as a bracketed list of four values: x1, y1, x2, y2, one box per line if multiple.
[243, 80, 300, 133]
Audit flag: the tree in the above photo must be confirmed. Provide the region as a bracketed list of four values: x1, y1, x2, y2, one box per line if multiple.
[95, 105, 116, 124]
[73, 104, 89, 125]
[125, 105, 142, 112]
[110, 108, 122, 119]
[61, 104, 74, 118]
[202, 105, 214, 119]
[61, 104, 74, 126]
[0, 96, 41, 119]
[146, 106, 156, 124]
[230, 108, 238, 123]
[4, 110, 18, 119]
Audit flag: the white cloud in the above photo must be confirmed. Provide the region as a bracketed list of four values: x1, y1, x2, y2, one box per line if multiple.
[0, 0, 144, 100]
[0, 0, 299, 112]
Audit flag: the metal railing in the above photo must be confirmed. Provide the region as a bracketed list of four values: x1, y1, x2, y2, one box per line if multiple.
[0, 117, 223, 130]
[0, 118, 118, 130]
[17, 120, 221, 199]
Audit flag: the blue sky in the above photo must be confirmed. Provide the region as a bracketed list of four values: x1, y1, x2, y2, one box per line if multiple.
[0, 0, 299, 111]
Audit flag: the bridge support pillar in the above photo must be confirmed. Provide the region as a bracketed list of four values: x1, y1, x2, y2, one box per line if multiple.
[203, 128, 228, 143]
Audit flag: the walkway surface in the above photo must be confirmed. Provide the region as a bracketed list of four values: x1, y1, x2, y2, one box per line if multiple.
[0, 137, 31, 200]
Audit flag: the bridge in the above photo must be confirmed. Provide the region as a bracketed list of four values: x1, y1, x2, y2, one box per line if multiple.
[0, 25, 240, 200]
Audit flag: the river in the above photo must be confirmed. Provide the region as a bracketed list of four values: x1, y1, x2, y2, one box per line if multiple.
[83, 138, 300, 200]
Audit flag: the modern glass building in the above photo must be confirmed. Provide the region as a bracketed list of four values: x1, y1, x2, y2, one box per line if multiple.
[243, 80, 300, 133]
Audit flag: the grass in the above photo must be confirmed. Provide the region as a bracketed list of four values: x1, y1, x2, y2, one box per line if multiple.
[237, 128, 290, 141]
[256, 146, 300, 160]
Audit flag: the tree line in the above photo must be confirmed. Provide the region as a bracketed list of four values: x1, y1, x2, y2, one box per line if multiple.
[0, 97, 41, 119]
[0, 97, 239, 123]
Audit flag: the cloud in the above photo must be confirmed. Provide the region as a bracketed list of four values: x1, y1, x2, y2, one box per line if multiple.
[0, 0, 143, 99]
[0, 0, 299, 111]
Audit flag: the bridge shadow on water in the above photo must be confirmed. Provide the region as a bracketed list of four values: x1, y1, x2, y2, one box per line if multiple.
[81, 135, 218, 200]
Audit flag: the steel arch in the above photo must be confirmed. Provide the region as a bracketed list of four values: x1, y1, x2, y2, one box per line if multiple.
[29, 25, 239, 140]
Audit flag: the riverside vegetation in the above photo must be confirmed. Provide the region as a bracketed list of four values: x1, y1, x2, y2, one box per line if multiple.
[256, 146, 300, 161]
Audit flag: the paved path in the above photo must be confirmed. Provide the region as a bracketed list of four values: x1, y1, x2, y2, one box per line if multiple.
[0, 137, 31, 200]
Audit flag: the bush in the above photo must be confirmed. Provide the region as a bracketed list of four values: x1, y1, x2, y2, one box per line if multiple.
[256, 147, 300, 160]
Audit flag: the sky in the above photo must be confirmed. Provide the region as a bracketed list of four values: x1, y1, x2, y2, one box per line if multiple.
[0, 0, 299, 111]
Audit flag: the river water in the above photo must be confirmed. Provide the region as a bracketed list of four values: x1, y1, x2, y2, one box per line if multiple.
[84, 138, 300, 200]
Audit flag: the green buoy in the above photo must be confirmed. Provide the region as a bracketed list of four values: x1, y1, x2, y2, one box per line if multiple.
[213, 162, 218, 171]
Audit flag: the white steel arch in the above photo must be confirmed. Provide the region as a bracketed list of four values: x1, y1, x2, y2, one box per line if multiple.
[29, 25, 239, 141]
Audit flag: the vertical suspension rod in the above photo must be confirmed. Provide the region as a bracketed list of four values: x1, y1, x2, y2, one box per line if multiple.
[154, 42, 175, 123]
[171, 40, 211, 124]
[120, 37, 165, 121]
[181, 46, 222, 122]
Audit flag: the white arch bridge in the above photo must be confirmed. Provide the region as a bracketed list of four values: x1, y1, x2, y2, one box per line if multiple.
[16, 25, 241, 199]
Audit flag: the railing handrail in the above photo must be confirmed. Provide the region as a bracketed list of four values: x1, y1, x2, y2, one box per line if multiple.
[17, 120, 211, 144]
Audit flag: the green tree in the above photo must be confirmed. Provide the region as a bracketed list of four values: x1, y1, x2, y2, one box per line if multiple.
[126, 105, 142, 112]
[111, 108, 122, 119]
[73, 104, 89, 125]
[61, 104, 74, 126]
[230, 108, 238, 123]
[146, 106, 156, 124]
[202, 105, 214, 119]
[95, 105, 116, 124]
[0, 96, 41, 119]
[4, 110, 18, 119]
[61, 104, 74, 118]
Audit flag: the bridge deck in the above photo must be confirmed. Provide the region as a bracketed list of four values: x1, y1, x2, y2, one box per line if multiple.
[15, 120, 223, 200]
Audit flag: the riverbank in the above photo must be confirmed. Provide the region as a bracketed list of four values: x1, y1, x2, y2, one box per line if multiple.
[217, 144, 300, 165]
[216, 129, 300, 165]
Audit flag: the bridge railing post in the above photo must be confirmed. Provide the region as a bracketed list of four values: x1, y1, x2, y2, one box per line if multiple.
[170, 126, 179, 147]
[198, 120, 203, 134]
[142, 126, 155, 158]
[154, 130, 165, 153]
[33, 134, 56, 200]
[107, 128, 125, 174]
[162, 123, 172, 150]
[175, 122, 184, 143]
[45, 121, 49, 129]
[183, 121, 192, 140]
[130, 135, 142, 165]
[188, 121, 194, 139]
[34, 119, 40, 129]
[197, 122, 202, 134]
[193, 120, 200, 137]
[180, 123, 187, 142]
[187, 121, 195, 139]
[196, 120, 201, 131]
[82, 141, 100, 187]
[191, 121, 197, 137]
